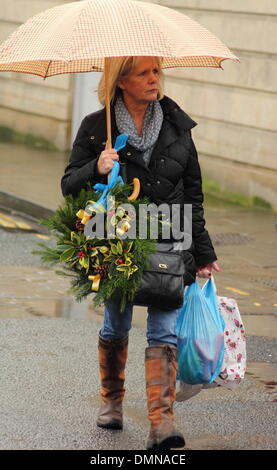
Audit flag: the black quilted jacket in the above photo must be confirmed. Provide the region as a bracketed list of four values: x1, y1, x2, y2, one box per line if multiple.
[61, 95, 217, 268]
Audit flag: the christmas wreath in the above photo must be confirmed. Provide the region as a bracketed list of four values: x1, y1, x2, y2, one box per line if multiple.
[34, 180, 163, 312]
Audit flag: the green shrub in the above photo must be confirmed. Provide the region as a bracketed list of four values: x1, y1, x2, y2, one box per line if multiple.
[0, 125, 58, 151]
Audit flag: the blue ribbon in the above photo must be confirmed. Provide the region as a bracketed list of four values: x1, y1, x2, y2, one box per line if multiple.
[91, 134, 128, 211]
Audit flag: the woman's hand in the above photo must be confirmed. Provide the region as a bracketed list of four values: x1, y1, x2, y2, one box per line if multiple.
[196, 261, 221, 278]
[97, 148, 119, 175]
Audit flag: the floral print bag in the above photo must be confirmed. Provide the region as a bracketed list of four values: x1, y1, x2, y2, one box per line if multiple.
[213, 294, 246, 389]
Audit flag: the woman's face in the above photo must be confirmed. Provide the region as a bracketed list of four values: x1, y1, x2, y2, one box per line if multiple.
[118, 57, 160, 105]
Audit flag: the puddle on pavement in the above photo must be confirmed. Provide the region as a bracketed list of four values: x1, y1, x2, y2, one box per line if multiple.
[246, 362, 277, 401]
[49, 297, 148, 328]
[1, 265, 277, 347]
[0, 265, 150, 324]
[1, 264, 276, 329]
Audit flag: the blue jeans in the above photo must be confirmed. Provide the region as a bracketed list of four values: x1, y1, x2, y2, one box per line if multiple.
[100, 301, 179, 347]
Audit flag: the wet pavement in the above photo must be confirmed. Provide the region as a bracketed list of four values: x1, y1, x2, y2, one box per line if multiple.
[0, 142, 66, 210]
[0, 141, 276, 450]
[0, 317, 276, 450]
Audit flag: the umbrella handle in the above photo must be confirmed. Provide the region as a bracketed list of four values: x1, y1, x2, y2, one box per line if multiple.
[104, 57, 113, 188]
[104, 58, 112, 150]
[128, 178, 140, 201]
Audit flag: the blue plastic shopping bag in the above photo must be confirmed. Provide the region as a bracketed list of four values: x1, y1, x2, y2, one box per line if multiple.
[176, 279, 225, 385]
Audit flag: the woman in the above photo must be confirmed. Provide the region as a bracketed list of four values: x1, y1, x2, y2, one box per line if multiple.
[61, 56, 220, 450]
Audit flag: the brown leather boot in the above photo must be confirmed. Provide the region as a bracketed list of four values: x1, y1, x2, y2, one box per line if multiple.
[96, 334, 128, 430]
[145, 344, 185, 450]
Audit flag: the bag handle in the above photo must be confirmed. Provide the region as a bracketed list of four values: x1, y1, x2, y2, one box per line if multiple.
[202, 276, 225, 330]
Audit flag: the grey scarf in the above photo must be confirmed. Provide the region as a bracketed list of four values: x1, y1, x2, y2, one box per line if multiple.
[115, 94, 163, 167]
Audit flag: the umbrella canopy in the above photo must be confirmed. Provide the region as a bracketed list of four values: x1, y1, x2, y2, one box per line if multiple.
[0, 0, 239, 78]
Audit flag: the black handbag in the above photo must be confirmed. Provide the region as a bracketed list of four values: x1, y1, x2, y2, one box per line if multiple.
[133, 242, 196, 310]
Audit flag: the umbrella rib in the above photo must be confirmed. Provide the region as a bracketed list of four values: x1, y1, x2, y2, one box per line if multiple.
[44, 60, 52, 79]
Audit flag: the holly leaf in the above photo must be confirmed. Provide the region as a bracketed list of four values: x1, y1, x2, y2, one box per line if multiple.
[126, 241, 133, 253]
[124, 257, 132, 266]
[79, 255, 90, 269]
[60, 247, 76, 262]
[99, 246, 109, 253]
[110, 243, 118, 255]
[117, 241, 123, 255]
[116, 265, 128, 272]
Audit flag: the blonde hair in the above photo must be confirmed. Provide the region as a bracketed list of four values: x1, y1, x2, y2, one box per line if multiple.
[98, 56, 164, 106]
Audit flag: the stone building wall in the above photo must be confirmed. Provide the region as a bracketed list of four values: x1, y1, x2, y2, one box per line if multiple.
[142, 0, 277, 209]
[0, 0, 73, 151]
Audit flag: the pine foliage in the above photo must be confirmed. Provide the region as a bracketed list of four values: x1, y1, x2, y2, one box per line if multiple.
[33, 182, 158, 312]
